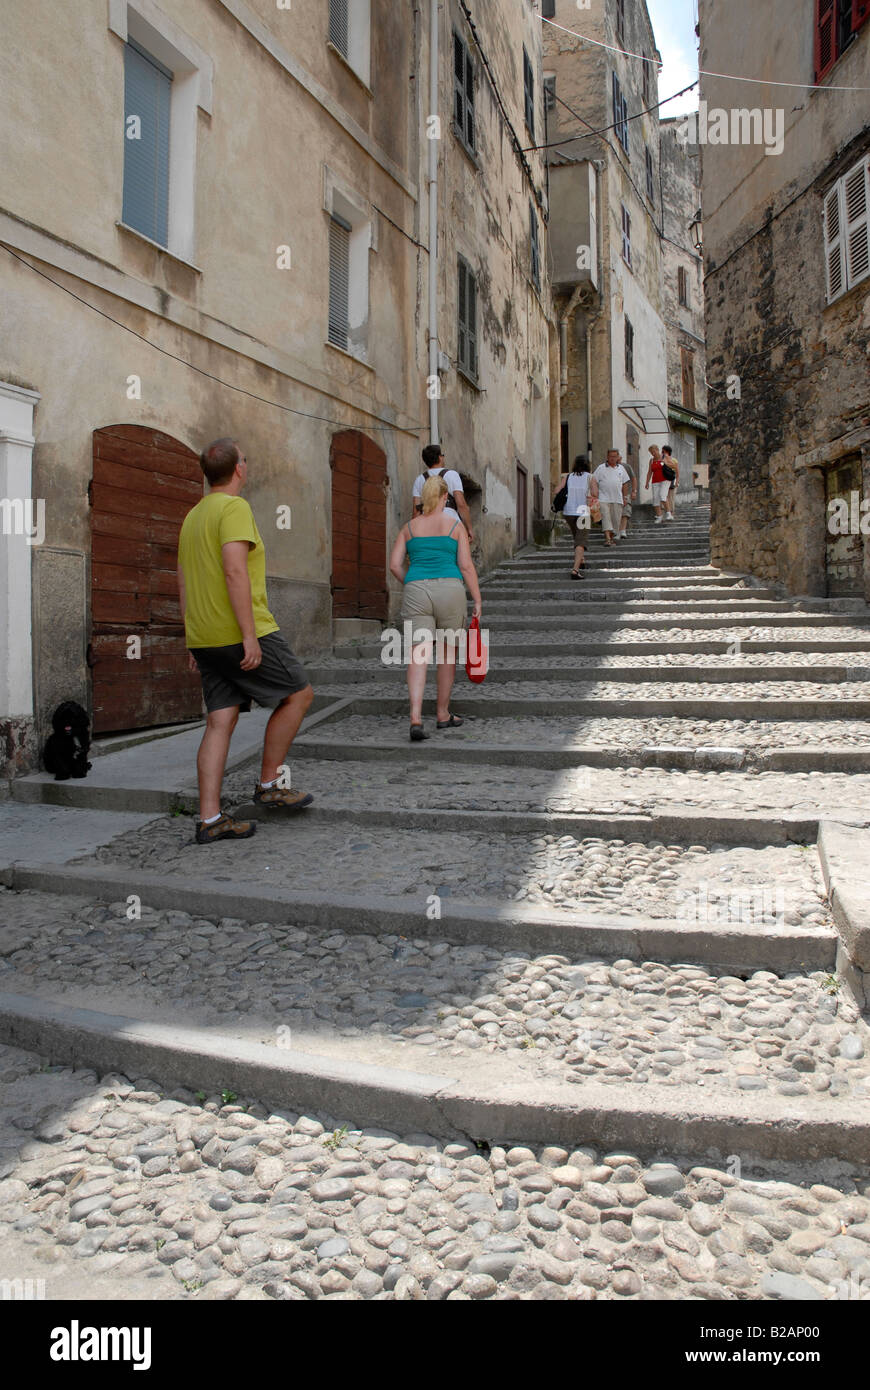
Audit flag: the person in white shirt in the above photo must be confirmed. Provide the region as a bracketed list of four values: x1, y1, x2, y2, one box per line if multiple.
[555, 456, 598, 578]
[592, 450, 631, 546]
[413, 444, 474, 541]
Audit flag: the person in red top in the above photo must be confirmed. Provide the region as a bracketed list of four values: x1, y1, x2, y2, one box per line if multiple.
[645, 445, 670, 524]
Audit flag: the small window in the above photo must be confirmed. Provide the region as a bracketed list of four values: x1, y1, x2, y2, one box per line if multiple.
[625, 317, 635, 383]
[815, 0, 869, 82]
[824, 155, 870, 302]
[328, 0, 371, 85]
[122, 40, 172, 248]
[621, 204, 632, 268]
[328, 215, 352, 350]
[678, 265, 690, 307]
[541, 0, 556, 17]
[616, 0, 626, 48]
[645, 146, 655, 203]
[530, 202, 541, 292]
[453, 31, 476, 153]
[523, 46, 535, 139]
[458, 257, 478, 380]
[543, 75, 556, 114]
[642, 53, 652, 107]
[681, 345, 696, 409]
[612, 72, 629, 154]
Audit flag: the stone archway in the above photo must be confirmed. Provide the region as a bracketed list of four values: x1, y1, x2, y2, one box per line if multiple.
[89, 424, 203, 733]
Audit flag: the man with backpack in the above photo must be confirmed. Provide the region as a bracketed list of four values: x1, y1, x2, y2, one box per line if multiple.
[413, 444, 474, 541]
[662, 446, 680, 519]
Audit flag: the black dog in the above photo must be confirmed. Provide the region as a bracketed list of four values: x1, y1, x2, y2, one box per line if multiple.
[43, 701, 92, 781]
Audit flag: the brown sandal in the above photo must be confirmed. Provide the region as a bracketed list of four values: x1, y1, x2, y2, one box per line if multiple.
[195, 813, 257, 844]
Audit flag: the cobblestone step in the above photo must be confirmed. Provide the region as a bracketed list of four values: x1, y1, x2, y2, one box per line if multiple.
[309, 661, 870, 686]
[477, 613, 870, 630]
[10, 1042, 868, 1304]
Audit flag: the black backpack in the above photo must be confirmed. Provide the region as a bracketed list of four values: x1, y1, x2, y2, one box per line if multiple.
[420, 467, 457, 510]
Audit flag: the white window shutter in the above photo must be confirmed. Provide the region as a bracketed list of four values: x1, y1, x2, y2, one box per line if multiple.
[844, 158, 870, 290]
[823, 183, 846, 303]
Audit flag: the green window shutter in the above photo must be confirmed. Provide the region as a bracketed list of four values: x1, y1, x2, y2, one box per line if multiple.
[123, 39, 172, 247]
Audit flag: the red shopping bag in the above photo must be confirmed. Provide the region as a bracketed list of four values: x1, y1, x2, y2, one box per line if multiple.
[465, 616, 488, 684]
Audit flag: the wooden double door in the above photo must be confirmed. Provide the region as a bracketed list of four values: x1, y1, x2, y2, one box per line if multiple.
[330, 429, 389, 619]
[89, 424, 203, 733]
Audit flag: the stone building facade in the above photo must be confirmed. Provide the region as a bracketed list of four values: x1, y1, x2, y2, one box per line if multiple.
[0, 0, 551, 774]
[543, 0, 672, 503]
[660, 117, 708, 493]
[699, 0, 870, 599]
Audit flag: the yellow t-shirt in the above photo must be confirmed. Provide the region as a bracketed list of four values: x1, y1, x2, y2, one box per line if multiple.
[178, 493, 279, 649]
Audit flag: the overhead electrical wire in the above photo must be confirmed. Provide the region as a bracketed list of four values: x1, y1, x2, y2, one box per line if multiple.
[1, 243, 424, 436]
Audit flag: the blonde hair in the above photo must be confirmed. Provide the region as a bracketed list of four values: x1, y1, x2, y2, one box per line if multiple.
[421, 475, 448, 514]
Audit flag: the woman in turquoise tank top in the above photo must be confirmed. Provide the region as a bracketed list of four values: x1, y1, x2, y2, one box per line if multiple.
[389, 475, 483, 741]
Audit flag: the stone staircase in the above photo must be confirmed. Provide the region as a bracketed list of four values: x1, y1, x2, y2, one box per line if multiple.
[3, 502, 870, 1299]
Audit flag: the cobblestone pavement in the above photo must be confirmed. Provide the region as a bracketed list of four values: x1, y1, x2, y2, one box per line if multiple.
[313, 679, 870, 702]
[77, 821, 833, 920]
[0, 897, 862, 1100]
[216, 759, 870, 820]
[293, 713, 870, 750]
[3, 506, 870, 1303]
[1, 1045, 869, 1302]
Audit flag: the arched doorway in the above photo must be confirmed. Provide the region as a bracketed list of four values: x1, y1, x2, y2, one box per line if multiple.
[330, 429, 389, 619]
[89, 425, 203, 733]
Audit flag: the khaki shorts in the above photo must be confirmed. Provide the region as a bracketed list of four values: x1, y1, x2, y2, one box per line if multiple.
[400, 578, 467, 645]
[599, 501, 623, 534]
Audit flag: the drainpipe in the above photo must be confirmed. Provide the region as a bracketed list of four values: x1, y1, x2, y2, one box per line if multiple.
[559, 285, 584, 398]
[428, 0, 439, 444]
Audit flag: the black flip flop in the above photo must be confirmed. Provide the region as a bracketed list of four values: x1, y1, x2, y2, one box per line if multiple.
[410, 724, 430, 742]
[436, 715, 464, 729]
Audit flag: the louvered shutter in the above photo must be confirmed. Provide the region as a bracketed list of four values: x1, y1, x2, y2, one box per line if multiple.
[123, 40, 171, 247]
[844, 158, 870, 289]
[329, 0, 349, 57]
[853, 0, 870, 32]
[328, 216, 351, 349]
[467, 271, 478, 377]
[454, 34, 465, 133]
[458, 259, 468, 371]
[824, 183, 846, 302]
[465, 49, 475, 148]
[815, 0, 837, 81]
[524, 49, 534, 138]
[530, 202, 540, 291]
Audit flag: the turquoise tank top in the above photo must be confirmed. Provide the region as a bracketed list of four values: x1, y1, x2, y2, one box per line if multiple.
[404, 519, 464, 583]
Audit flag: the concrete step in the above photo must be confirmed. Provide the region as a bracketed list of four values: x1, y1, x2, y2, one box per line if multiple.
[472, 613, 870, 631]
[334, 637, 870, 660]
[307, 662, 870, 687]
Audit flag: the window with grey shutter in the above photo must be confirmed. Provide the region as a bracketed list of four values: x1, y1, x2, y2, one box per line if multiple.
[621, 204, 632, 268]
[541, 0, 556, 18]
[612, 72, 629, 154]
[824, 157, 870, 302]
[458, 257, 478, 380]
[530, 202, 541, 292]
[453, 31, 475, 153]
[328, 215, 351, 350]
[329, 0, 349, 57]
[645, 147, 654, 203]
[625, 317, 634, 382]
[523, 47, 535, 139]
[123, 39, 172, 248]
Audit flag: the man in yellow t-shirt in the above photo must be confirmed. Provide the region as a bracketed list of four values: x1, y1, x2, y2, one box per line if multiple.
[177, 438, 314, 843]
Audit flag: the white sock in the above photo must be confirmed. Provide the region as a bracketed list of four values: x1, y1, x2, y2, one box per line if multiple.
[260, 778, 278, 789]
[202, 812, 222, 825]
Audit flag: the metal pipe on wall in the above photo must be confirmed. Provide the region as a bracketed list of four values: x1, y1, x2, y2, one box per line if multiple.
[428, 0, 439, 444]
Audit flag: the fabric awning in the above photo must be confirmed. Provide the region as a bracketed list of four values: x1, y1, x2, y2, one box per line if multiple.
[668, 403, 708, 434]
[617, 400, 670, 434]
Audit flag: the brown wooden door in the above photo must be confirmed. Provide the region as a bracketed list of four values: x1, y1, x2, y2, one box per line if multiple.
[516, 463, 528, 546]
[330, 429, 389, 619]
[90, 425, 204, 733]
